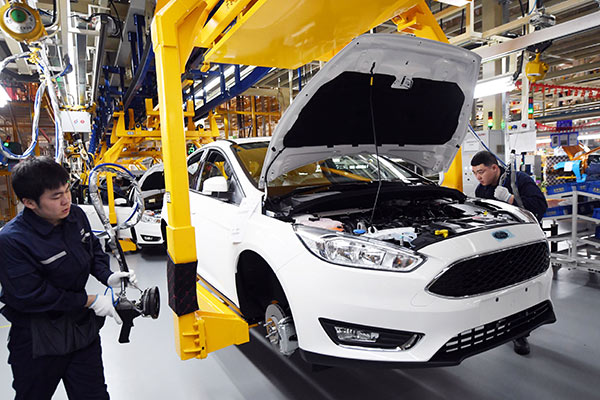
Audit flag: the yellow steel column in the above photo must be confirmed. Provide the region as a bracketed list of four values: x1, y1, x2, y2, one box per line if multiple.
[151, 0, 204, 264]
[442, 150, 463, 192]
[152, 0, 200, 361]
[152, 0, 243, 361]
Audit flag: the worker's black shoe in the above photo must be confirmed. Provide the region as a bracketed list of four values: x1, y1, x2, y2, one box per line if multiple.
[513, 337, 530, 355]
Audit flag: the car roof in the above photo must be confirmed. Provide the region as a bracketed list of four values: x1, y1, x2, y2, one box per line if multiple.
[228, 137, 271, 145]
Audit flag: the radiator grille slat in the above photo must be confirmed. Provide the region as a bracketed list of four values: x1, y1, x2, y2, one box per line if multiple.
[430, 300, 555, 363]
[427, 242, 550, 297]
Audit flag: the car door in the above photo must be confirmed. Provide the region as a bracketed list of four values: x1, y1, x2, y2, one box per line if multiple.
[189, 148, 245, 300]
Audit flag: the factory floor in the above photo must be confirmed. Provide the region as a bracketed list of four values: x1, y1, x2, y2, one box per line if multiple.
[1, 248, 599, 400]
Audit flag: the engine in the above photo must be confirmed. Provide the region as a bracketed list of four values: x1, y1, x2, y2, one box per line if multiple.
[292, 198, 520, 249]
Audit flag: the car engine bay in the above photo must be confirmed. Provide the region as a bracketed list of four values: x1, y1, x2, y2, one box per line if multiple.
[268, 185, 524, 249]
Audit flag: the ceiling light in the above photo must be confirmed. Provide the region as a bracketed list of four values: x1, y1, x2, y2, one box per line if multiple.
[474, 75, 515, 99]
[579, 133, 600, 141]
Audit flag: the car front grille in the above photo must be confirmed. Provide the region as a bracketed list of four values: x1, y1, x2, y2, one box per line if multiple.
[426, 241, 550, 297]
[430, 300, 555, 364]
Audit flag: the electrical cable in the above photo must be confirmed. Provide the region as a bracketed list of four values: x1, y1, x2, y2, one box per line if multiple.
[0, 47, 71, 163]
[368, 62, 382, 226]
[34, 49, 65, 162]
[88, 163, 145, 235]
[40, 0, 57, 28]
[108, 0, 124, 40]
[38, 9, 53, 17]
[517, 0, 526, 17]
[499, 151, 524, 208]
[88, 163, 144, 277]
[512, 50, 525, 83]
[0, 52, 42, 160]
[529, 0, 543, 16]
[104, 286, 119, 306]
[510, 154, 524, 208]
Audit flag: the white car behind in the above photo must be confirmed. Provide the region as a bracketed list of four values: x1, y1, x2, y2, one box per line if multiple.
[80, 164, 164, 249]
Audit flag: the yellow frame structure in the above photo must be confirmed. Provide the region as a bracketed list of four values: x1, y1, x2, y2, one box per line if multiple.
[151, 0, 465, 360]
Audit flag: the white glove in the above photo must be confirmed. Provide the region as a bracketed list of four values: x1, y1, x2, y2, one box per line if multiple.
[494, 186, 512, 203]
[89, 293, 122, 324]
[107, 270, 138, 288]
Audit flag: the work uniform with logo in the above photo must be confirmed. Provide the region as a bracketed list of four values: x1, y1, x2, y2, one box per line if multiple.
[0, 204, 112, 399]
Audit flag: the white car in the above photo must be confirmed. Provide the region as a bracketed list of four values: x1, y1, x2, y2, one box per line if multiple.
[80, 164, 165, 248]
[163, 35, 555, 366]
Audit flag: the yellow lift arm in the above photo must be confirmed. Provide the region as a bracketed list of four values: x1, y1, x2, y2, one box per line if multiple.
[94, 99, 219, 167]
[151, 0, 466, 360]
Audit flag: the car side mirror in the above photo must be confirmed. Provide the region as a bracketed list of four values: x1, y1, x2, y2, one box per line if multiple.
[202, 176, 229, 197]
[188, 163, 199, 175]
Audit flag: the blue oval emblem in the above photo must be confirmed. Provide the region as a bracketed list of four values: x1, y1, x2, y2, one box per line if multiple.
[493, 231, 509, 240]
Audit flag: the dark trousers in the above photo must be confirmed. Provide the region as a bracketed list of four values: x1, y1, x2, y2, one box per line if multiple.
[8, 325, 109, 400]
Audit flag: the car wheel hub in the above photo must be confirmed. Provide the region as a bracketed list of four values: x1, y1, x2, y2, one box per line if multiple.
[264, 303, 298, 356]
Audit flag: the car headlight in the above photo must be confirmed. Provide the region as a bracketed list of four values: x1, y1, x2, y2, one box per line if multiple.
[294, 225, 424, 272]
[141, 210, 161, 223]
[514, 208, 538, 224]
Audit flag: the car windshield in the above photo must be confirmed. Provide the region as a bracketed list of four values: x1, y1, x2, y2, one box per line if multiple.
[232, 141, 429, 192]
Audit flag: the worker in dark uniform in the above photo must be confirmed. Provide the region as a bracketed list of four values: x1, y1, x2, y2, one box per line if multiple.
[471, 150, 548, 356]
[0, 156, 136, 400]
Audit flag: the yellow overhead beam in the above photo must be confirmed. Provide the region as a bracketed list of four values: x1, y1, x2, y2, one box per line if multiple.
[392, 1, 449, 43]
[96, 107, 216, 166]
[202, 0, 439, 69]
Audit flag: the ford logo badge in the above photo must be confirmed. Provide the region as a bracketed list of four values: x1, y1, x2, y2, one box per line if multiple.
[493, 231, 509, 240]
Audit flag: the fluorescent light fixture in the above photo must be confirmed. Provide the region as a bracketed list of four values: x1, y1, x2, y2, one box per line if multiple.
[579, 133, 600, 141]
[0, 85, 9, 108]
[474, 74, 515, 99]
[536, 138, 551, 144]
[437, 0, 470, 7]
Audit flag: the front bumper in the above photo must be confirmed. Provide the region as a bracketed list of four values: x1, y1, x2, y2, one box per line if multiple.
[134, 220, 164, 246]
[276, 223, 554, 364]
[300, 300, 556, 368]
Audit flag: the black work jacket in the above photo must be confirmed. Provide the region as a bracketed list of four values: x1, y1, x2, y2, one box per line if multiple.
[475, 167, 548, 221]
[0, 205, 112, 327]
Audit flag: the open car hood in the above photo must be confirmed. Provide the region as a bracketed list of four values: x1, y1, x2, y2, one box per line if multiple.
[259, 34, 480, 189]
